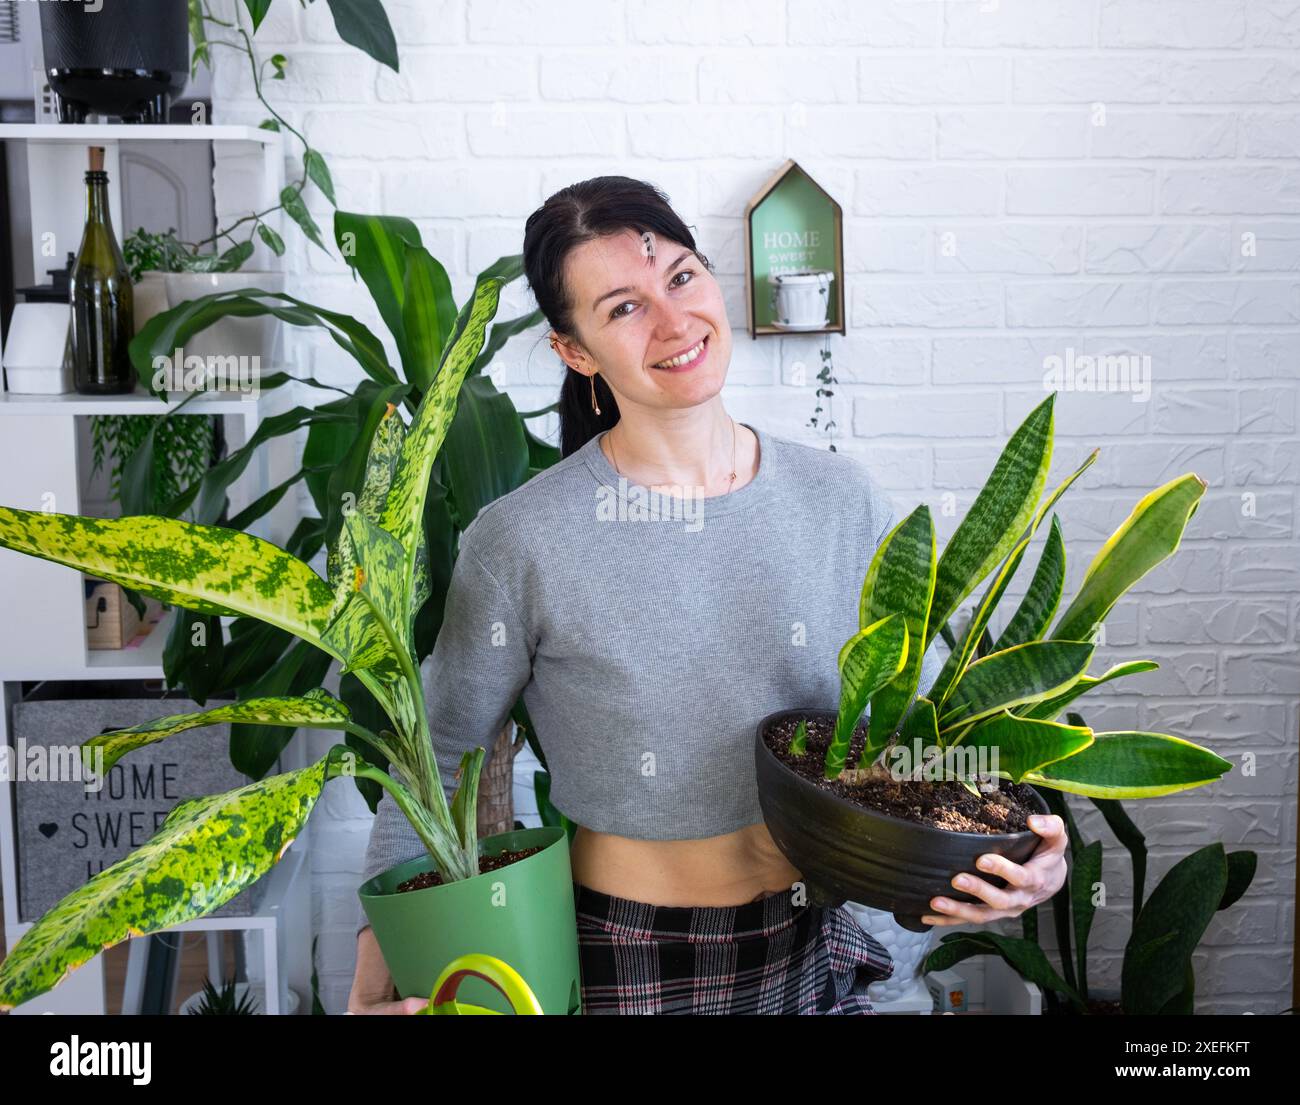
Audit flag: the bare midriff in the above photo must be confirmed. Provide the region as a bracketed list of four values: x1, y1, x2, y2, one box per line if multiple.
[569, 823, 803, 907]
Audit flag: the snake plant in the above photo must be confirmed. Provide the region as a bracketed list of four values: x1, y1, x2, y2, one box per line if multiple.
[0, 263, 511, 1012]
[821, 392, 1232, 799]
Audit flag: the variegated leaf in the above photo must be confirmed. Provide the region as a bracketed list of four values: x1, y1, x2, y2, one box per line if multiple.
[953, 712, 1094, 783]
[829, 615, 908, 780]
[1023, 731, 1232, 798]
[937, 640, 1095, 731]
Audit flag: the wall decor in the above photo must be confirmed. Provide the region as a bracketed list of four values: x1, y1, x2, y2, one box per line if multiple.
[744, 159, 845, 339]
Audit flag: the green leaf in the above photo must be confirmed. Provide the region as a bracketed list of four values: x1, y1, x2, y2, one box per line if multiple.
[323, 0, 399, 71]
[84, 690, 352, 774]
[828, 615, 908, 780]
[1024, 731, 1233, 799]
[859, 506, 936, 761]
[0, 508, 336, 652]
[449, 747, 486, 871]
[400, 241, 456, 391]
[1020, 660, 1159, 723]
[0, 747, 352, 1011]
[304, 149, 335, 206]
[257, 223, 286, 257]
[243, 0, 273, 31]
[270, 53, 287, 80]
[955, 712, 1094, 784]
[1053, 473, 1207, 644]
[1122, 844, 1228, 1015]
[938, 640, 1095, 731]
[334, 210, 421, 356]
[1071, 839, 1103, 997]
[259, 118, 280, 132]
[788, 718, 808, 757]
[229, 643, 336, 779]
[924, 932, 1085, 1011]
[992, 515, 1066, 652]
[470, 307, 544, 377]
[441, 375, 531, 528]
[188, 0, 210, 77]
[925, 394, 1055, 647]
[280, 185, 326, 251]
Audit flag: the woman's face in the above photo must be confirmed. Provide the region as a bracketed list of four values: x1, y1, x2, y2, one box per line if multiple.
[556, 229, 732, 413]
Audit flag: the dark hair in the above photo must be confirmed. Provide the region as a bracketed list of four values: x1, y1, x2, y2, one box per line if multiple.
[522, 176, 712, 458]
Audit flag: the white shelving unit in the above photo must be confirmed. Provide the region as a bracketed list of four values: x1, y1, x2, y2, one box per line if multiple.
[0, 122, 312, 1015]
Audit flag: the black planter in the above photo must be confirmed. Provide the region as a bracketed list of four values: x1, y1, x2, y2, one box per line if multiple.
[755, 707, 1049, 933]
[40, 0, 189, 124]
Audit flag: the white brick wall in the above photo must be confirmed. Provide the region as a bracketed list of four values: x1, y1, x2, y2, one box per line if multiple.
[208, 0, 1298, 1014]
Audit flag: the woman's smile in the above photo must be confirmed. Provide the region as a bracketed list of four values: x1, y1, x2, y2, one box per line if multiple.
[650, 333, 709, 373]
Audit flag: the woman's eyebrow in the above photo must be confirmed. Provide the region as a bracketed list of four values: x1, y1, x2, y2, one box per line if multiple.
[591, 248, 694, 312]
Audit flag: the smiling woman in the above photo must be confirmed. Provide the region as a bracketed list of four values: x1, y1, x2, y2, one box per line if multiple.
[348, 176, 1043, 1016]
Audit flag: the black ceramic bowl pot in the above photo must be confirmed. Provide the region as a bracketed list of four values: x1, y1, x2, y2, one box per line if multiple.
[755, 707, 1049, 932]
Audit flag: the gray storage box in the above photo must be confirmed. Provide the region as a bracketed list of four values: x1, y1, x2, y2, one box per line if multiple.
[13, 698, 269, 923]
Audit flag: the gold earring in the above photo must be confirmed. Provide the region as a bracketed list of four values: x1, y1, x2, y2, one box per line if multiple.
[590, 371, 601, 415]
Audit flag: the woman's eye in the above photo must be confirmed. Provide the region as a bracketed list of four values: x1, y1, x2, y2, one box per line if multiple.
[610, 301, 635, 320]
[608, 270, 696, 320]
[672, 269, 695, 287]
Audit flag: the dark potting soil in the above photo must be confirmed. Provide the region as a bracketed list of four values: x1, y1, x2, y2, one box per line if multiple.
[765, 714, 1039, 834]
[395, 844, 545, 893]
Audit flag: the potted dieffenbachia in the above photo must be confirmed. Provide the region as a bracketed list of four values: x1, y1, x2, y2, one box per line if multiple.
[0, 263, 580, 1015]
[755, 393, 1232, 933]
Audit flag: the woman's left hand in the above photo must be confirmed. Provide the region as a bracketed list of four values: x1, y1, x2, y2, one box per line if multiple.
[922, 814, 1069, 927]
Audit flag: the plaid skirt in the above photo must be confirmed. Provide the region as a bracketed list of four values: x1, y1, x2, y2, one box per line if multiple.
[574, 882, 894, 1015]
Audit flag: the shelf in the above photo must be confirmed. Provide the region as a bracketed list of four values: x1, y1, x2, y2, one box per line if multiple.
[0, 123, 279, 145]
[0, 384, 285, 417]
[82, 608, 174, 679]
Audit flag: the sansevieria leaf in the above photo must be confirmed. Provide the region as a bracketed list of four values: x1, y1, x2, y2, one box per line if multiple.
[0, 747, 353, 1011]
[1020, 660, 1160, 722]
[1052, 473, 1206, 644]
[1022, 731, 1232, 798]
[0, 509, 335, 651]
[953, 712, 1094, 784]
[938, 640, 1095, 731]
[925, 394, 1055, 647]
[859, 507, 936, 757]
[992, 514, 1066, 652]
[82, 689, 355, 774]
[829, 615, 908, 780]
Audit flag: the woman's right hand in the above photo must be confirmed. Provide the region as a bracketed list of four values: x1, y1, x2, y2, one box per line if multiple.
[348, 926, 429, 1014]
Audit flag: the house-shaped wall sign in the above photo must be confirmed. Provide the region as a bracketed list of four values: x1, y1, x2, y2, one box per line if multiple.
[744, 159, 845, 339]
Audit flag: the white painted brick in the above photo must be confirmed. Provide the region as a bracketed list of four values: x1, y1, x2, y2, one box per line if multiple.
[1191, 489, 1294, 539]
[855, 167, 1002, 216]
[844, 224, 929, 273]
[1150, 388, 1237, 435]
[859, 56, 1006, 104]
[1007, 281, 1149, 328]
[944, 0, 1093, 48]
[384, 166, 538, 217]
[1093, 111, 1237, 159]
[852, 278, 1003, 327]
[935, 224, 1082, 274]
[1007, 168, 1154, 215]
[788, 0, 939, 47]
[790, 335, 927, 386]
[378, 52, 536, 103]
[701, 53, 855, 104]
[1085, 224, 1230, 274]
[1239, 387, 1297, 434]
[1153, 280, 1300, 326]
[1230, 440, 1299, 486]
[304, 109, 460, 161]
[1247, 1, 1300, 48]
[543, 53, 696, 104]
[933, 335, 1074, 386]
[1164, 168, 1300, 214]
[626, 109, 783, 159]
[467, 109, 620, 157]
[1144, 699, 1289, 742]
[791, 110, 933, 159]
[378, 0, 464, 45]
[632, 0, 785, 45]
[1013, 57, 1164, 104]
[938, 110, 1087, 160]
[1015, 386, 1149, 436]
[1165, 58, 1300, 104]
[1148, 599, 1286, 645]
[1226, 545, 1300, 593]
[1087, 440, 1226, 489]
[1100, 0, 1247, 49]
[1223, 650, 1300, 695]
[468, 0, 622, 44]
[1235, 223, 1300, 272]
[1082, 333, 1229, 383]
[1125, 547, 1224, 593]
[828, 443, 930, 489]
[853, 390, 1001, 437]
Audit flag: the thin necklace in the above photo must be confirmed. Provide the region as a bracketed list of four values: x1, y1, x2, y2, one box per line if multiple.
[606, 418, 738, 495]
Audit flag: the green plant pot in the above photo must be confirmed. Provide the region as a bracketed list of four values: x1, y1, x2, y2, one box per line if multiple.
[357, 825, 582, 1015]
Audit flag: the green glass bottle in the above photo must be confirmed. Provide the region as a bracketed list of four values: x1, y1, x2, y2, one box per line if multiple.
[71, 146, 135, 394]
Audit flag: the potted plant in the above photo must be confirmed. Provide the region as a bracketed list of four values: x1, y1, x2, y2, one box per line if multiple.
[923, 713, 1258, 1016]
[0, 260, 582, 1015]
[755, 392, 1233, 932]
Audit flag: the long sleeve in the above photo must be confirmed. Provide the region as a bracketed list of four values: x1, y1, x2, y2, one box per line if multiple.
[356, 528, 534, 934]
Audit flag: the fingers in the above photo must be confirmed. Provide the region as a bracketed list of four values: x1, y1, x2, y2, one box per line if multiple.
[923, 894, 1017, 926]
[1028, 814, 1069, 856]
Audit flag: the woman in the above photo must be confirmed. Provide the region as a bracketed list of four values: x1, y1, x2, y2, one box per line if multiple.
[348, 176, 1068, 1015]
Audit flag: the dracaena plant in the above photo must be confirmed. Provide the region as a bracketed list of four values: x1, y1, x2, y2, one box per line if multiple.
[0, 267, 509, 1012]
[808, 392, 1232, 800]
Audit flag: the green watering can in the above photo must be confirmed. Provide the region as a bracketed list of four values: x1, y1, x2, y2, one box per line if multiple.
[420, 954, 544, 1015]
